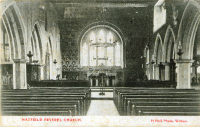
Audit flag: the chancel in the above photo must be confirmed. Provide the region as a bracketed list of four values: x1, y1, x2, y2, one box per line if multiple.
[1, 0, 200, 117]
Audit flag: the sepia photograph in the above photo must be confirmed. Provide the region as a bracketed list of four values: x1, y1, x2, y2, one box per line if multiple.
[0, 0, 200, 126]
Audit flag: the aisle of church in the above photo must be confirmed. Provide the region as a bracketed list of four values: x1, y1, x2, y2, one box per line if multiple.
[86, 100, 119, 116]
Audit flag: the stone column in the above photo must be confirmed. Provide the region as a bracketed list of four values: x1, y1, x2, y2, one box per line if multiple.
[154, 64, 160, 80]
[106, 77, 109, 87]
[96, 77, 98, 87]
[165, 62, 170, 81]
[90, 78, 93, 87]
[174, 59, 194, 89]
[150, 64, 154, 79]
[112, 77, 115, 86]
[146, 64, 150, 80]
[13, 59, 27, 89]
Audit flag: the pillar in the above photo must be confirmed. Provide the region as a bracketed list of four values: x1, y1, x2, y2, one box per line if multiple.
[96, 77, 98, 87]
[150, 64, 154, 79]
[165, 63, 170, 80]
[146, 64, 150, 80]
[90, 78, 93, 86]
[174, 59, 194, 89]
[40, 65, 45, 80]
[112, 77, 115, 86]
[106, 77, 109, 87]
[154, 64, 160, 80]
[13, 59, 27, 89]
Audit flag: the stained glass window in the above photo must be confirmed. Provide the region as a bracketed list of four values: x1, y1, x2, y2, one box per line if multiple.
[82, 42, 88, 66]
[98, 30, 105, 43]
[81, 28, 122, 67]
[90, 32, 96, 43]
[115, 42, 120, 66]
[90, 46, 96, 66]
[107, 47, 113, 66]
[107, 32, 113, 43]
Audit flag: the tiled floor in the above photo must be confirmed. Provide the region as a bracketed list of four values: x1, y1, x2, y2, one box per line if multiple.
[86, 100, 119, 116]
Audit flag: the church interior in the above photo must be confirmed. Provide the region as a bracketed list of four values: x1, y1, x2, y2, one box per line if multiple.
[1, 0, 200, 116]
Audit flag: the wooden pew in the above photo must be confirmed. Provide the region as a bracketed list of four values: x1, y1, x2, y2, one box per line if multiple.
[1, 88, 91, 116]
[126, 101, 200, 116]
[113, 88, 200, 116]
[114, 89, 199, 111]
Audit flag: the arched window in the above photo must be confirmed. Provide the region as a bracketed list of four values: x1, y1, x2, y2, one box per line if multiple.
[115, 42, 120, 66]
[3, 32, 10, 62]
[107, 32, 113, 43]
[82, 42, 88, 66]
[81, 27, 123, 67]
[90, 32, 96, 43]
[98, 30, 105, 43]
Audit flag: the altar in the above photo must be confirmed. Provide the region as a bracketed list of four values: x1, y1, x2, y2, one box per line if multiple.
[87, 70, 117, 87]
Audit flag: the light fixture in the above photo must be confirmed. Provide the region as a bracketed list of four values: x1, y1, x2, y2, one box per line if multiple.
[177, 41, 184, 60]
[151, 55, 155, 64]
[53, 59, 57, 64]
[27, 51, 33, 63]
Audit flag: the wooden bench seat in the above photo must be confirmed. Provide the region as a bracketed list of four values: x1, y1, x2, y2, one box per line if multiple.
[117, 92, 200, 114]
[113, 89, 199, 107]
[2, 110, 73, 116]
[140, 112, 200, 116]
[2, 95, 88, 115]
[130, 106, 200, 116]
[121, 95, 200, 115]
[2, 101, 82, 115]
[113, 88, 200, 116]
[1, 88, 91, 116]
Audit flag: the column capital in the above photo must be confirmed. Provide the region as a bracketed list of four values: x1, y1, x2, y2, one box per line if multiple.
[12, 59, 27, 63]
[174, 59, 194, 64]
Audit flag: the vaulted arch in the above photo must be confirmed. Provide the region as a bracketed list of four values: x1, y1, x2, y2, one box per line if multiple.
[1, 3, 26, 60]
[154, 33, 163, 64]
[176, 0, 200, 60]
[163, 25, 176, 62]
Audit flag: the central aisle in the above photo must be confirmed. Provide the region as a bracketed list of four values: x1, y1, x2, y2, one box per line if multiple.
[86, 100, 119, 116]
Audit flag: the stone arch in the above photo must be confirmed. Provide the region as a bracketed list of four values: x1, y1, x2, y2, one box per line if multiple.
[1, 16, 15, 60]
[44, 41, 53, 80]
[154, 33, 163, 64]
[1, 3, 26, 59]
[176, 0, 200, 59]
[48, 34, 54, 79]
[175, 0, 200, 89]
[48, 33, 54, 57]
[33, 22, 43, 63]
[77, 21, 125, 68]
[163, 25, 176, 62]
